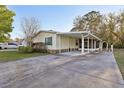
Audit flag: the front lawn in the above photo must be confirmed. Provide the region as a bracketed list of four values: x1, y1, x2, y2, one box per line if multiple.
[0, 51, 47, 62]
[114, 49, 124, 79]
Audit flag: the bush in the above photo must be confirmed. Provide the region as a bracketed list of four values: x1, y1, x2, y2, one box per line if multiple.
[32, 42, 47, 53]
[18, 46, 33, 53]
[26, 46, 33, 53]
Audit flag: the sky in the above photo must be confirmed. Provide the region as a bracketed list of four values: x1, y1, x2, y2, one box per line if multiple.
[8, 5, 124, 39]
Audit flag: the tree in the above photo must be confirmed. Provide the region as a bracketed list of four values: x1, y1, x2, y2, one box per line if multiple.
[71, 10, 124, 48]
[115, 10, 124, 44]
[0, 5, 15, 42]
[71, 11, 102, 33]
[105, 13, 116, 45]
[93, 13, 117, 46]
[94, 15, 109, 42]
[21, 17, 41, 46]
[102, 11, 124, 45]
[71, 16, 85, 31]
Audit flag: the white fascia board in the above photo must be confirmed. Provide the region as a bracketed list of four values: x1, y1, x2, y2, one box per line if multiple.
[89, 33, 102, 41]
[56, 31, 88, 35]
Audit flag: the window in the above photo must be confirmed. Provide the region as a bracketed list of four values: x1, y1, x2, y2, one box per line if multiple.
[45, 37, 52, 45]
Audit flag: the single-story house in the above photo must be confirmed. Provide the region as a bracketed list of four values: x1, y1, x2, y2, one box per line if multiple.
[33, 30, 103, 54]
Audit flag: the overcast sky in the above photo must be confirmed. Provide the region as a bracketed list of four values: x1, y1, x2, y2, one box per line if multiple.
[8, 5, 124, 39]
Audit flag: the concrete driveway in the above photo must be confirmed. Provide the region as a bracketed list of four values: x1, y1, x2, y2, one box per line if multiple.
[0, 52, 124, 88]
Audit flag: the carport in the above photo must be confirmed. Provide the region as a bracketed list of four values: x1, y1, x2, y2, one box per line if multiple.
[57, 31, 102, 55]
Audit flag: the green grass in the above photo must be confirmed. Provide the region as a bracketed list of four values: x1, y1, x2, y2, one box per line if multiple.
[114, 49, 124, 79]
[0, 51, 47, 62]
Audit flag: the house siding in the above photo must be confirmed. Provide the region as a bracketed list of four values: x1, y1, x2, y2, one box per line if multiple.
[33, 32, 57, 50]
[33, 31, 79, 53]
[56, 36, 79, 50]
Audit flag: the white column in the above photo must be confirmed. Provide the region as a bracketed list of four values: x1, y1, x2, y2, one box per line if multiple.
[111, 44, 113, 52]
[99, 41, 103, 52]
[106, 43, 108, 51]
[68, 37, 70, 52]
[87, 37, 89, 53]
[59, 35, 61, 53]
[82, 34, 84, 54]
[94, 40, 96, 49]
[91, 38, 93, 50]
[101, 42, 103, 51]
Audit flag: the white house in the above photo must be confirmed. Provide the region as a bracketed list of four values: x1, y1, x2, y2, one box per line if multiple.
[33, 30, 103, 54]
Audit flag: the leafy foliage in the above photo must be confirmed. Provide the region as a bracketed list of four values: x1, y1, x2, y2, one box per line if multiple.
[0, 5, 15, 42]
[71, 11, 102, 33]
[18, 46, 33, 53]
[71, 10, 124, 47]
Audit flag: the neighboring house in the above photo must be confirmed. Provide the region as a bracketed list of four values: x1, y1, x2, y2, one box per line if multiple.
[33, 30, 103, 54]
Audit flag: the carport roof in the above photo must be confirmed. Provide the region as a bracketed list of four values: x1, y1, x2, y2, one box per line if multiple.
[57, 31, 102, 41]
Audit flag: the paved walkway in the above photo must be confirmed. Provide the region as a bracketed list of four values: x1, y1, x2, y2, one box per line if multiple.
[0, 52, 123, 88]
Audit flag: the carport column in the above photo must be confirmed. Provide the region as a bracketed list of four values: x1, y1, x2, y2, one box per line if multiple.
[81, 34, 84, 54]
[68, 37, 70, 52]
[59, 35, 61, 53]
[99, 41, 103, 52]
[106, 43, 108, 51]
[91, 38, 93, 50]
[111, 44, 113, 52]
[87, 37, 89, 53]
[94, 40, 96, 49]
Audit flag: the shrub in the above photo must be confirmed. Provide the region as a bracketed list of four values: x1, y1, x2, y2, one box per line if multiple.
[18, 46, 25, 52]
[25, 46, 33, 53]
[32, 42, 47, 53]
[18, 46, 33, 53]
